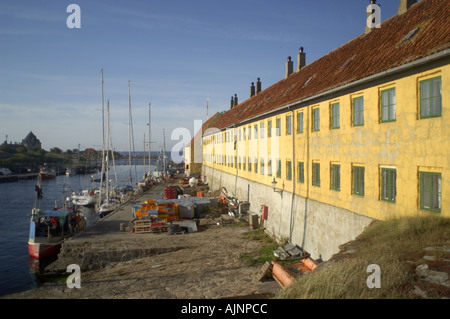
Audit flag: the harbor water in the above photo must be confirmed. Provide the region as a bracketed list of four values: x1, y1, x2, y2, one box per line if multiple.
[0, 163, 153, 297]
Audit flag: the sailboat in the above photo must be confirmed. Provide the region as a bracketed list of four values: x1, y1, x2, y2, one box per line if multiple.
[137, 102, 154, 191]
[96, 70, 119, 218]
[97, 100, 119, 218]
[70, 175, 102, 207]
[125, 80, 137, 195]
[153, 129, 168, 178]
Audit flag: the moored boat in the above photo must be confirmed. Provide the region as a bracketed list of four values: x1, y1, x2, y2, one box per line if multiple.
[28, 183, 86, 259]
[97, 199, 119, 218]
[65, 168, 74, 177]
[71, 188, 102, 206]
[28, 206, 85, 259]
[39, 164, 56, 180]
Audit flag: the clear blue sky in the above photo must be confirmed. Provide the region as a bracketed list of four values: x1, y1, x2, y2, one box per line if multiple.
[0, 0, 400, 153]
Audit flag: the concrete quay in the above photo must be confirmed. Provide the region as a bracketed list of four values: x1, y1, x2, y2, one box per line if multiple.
[5, 180, 281, 299]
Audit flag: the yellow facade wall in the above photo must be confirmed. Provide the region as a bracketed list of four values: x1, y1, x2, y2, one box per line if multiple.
[203, 64, 449, 220]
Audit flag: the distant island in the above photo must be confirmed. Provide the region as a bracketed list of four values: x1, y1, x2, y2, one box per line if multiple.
[0, 132, 177, 176]
[0, 132, 124, 175]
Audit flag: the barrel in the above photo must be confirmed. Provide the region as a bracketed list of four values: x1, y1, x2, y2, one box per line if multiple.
[271, 261, 295, 288]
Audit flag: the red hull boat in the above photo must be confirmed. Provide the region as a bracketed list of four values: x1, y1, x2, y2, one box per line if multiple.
[28, 241, 62, 259]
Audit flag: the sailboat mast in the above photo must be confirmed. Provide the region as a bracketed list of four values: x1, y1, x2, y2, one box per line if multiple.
[128, 81, 132, 185]
[106, 100, 110, 202]
[148, 103, 151, 177]
[163, 128, 166, 174]
[143, 133, 146, 169]
[99, 69, 105, 209]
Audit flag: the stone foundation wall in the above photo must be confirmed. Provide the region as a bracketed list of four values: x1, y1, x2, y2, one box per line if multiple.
[203, 165, 373, 261]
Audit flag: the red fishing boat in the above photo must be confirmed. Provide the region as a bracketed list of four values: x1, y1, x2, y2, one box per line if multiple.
[39, 164, 56, 180]
[28, 183, 85, 259]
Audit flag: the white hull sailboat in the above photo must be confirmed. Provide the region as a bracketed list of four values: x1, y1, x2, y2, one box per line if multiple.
[96, 70, 119, 218]
[71, 189, 102, 206]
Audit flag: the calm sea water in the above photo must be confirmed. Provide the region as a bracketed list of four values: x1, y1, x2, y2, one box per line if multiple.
[0, 164, 152, 297]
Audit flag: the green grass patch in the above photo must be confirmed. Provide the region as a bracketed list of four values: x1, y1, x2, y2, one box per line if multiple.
[275, 215, 450, 299]
[240, 228, 281, 266]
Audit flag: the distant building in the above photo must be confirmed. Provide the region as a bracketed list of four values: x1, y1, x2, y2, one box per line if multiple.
[83, 148, 95, 154]
[21, 132, 41, 149]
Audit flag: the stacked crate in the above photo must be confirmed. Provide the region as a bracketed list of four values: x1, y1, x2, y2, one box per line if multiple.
[135, 200, 158, 220]
[156, 202, 179, 221]
[164, 186, 177, 199]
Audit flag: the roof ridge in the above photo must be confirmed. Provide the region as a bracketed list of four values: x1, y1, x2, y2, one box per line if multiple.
[211, 0, 449, 131]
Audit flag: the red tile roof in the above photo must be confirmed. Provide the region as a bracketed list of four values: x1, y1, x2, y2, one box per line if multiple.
[212, 0, 450, 131]
[186, 112, 223, 147]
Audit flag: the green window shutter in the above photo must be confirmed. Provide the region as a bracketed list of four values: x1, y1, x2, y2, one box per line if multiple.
[286, 161, 292, 181]
[331, 164, 340, 191]
[381, 88, 396, 122]
[276, 159, 281, 178]
[298, 162, 304, 183]
[313, 108, 320, 131]
[268, 120, 272, 137]
[381, 168, 396, 202]
[420, 77, 442, 118]
[268, 159, 272, 176]
[313, 163, 320, 187]
[353, 166, 365, 196]
[420, 172, 441, 212]
[276, 118, 281, 136]
[286, 115, 292, 135]
[297, 112, 304, 133]
[331, 103, 340, 129]
[353, 97, 364, 126]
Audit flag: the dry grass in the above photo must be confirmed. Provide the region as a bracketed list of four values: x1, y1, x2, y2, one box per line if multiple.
[275, 215, 450, 299]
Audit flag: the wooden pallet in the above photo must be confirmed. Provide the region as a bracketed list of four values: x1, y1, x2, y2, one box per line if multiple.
[150, 226, 168, 234]
[257, 261, 273, 282]
[134, 220, 159, 234]
[134, 220, 151, 234]
[135, 220, 152, 226]
[134, 226, 152, 234]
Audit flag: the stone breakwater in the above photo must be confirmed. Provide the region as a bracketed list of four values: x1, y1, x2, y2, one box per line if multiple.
[3, 182, 281, 299]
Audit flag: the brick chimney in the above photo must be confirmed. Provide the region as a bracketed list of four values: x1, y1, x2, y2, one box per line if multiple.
[230, 96, 234, 109]
[256, 78, 261, 94]
[285, 56, 293, 79]
[297, 47, 306, 72]
[234, 94, 238, 107]
[250, 82, 256, 97]
[398, 0, 417, 15]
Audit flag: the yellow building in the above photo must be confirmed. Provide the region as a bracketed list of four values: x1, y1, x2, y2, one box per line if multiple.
[185, 112, 222, 176]
[201, 0, 449, 260]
